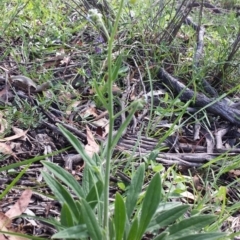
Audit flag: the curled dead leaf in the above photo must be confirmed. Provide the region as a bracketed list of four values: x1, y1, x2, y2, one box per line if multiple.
[0, 113, 8, 135]
[6, 189, 32, 218]
[85, 125, 99, 158]
[0, 128, 28, 142]
[0, 142, 13, 155]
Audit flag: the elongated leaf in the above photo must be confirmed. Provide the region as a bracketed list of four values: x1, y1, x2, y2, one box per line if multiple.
[75, 200, 86, 225]
[57, 124, 95, 166]
[42, 171, 79, 223]
[114, 193, 126, 240]
[42, 161, 84, 199]
[127, 218, 138, 240]
[0, 164, 30, 200]
[93, 80, 108, 110]
[125, 163, 145, 219]
[111, 55, 122, 81]
[172, 232, 226, 240]
[0, 231, 46, 240]
[52, 225, 88, 239]
[111, 100, 143, 149]
[148, 205, 190, 231]
[0, 148, 67, 172]
[109, 218, 115, 240]
[81, 199, 103, 240]
[168, 215, 216, 238]
[136, 173, 161, 239]
[82, 163, 95, 196]
[153, 232, 169, 240]
[61, 203, 74, 227]
[86, 180, 104, 209]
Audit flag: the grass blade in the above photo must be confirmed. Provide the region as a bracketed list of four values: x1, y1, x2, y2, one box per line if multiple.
[0, 164, 30, 200]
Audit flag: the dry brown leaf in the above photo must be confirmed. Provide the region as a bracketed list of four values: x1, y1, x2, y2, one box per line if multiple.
[0, 143, 13, 155]
[0, 113, 8, 135]
[12, 127, 28, 141]
[229, 169, 240, 177]
[60, 56, 71, 66]
[66, 100, 81, 115]
[101, 49, 125, 70]
[5, 189, 32, 219]
[112, 84, 122, 95]
[56, 48, 65, 57]
[0, 234, 7, 240]
[80, 106, 98, 119]
[193, 175, 202, 191]
[92, 118, 109, 137]
[180, 191, 195, 200]
[0, 212, 11, 229]
[58, 91, 76, 103]
[85, 125, 99, 158]
[0, 212, 11, 240]
[0, 128, 28, 142]
[0, 85, 11, 103]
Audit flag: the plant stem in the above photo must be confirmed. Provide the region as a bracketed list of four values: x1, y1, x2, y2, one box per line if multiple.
[103, 0, 124, 238]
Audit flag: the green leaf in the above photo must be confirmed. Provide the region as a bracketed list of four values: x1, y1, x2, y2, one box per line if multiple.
[126, 163, 145, 219]
[60, 203, 74, 227]
[109, 218, 115, 240]
[82, 163, 96, 196]
[111, 55, 122, 81]
[75, 201, 86, 225]
[127, 218, 138, 240]
[57, 124, 95, 166]
[42, 161, 84, 199]
[0, 148, 67, 172]
[168, 215, 217, 239]
[114, 193, 126, 240]
[0, 231, 46, 240]
[86, 180, 104, 209]
[136, 173, 161, 239]
[111, 100, 143, 149]
[148, 205, 190, 231]
[93, 80, 109, 110]
[81, 199, 103, 240]
[153, 232, 169, 240]
[42, 171, 79, 223]
[173, 232, 227, 240]
[52, 225, 88, 239]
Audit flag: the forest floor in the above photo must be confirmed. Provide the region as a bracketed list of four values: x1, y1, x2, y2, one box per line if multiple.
[0, 0, 240, 239]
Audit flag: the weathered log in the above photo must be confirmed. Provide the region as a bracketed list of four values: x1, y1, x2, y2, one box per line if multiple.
[158, 68, 240, 126]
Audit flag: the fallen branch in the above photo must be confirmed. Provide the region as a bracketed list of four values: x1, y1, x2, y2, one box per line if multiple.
[158, 68, 240, 126]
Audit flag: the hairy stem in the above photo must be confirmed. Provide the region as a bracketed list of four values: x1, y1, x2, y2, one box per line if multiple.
[103, 0, 124, 238]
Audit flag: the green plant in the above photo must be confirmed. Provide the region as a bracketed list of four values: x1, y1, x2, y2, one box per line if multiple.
[33, 1, 229, 239]
[40, 137, 228, 239]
